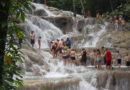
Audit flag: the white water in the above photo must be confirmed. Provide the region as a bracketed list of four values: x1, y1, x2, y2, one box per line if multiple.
[32, 3, 56, 16]
[21, 3, 115, 90]
[24, 13, 63, 48]
[83, 24, 106, 48]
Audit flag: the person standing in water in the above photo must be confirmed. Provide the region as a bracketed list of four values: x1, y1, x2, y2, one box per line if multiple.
[38, 36, 42, 49]
[66, 38, 72, 49]
[116, 51, 122, 68]
[105, 48, 112, 69]
[124, 53, 130, 68]
[30, 31, 35, 47]
[80, 49, 87, 66]
[95, 49, 102, 69]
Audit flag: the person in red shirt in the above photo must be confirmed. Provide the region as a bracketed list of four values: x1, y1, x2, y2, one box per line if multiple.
[87, 10, 92, 17]
[105, 48, 112, 69]
[44, 0, 48, 5]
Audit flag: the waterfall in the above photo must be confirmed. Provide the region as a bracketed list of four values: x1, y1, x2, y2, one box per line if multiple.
[19, 3, 130, 90]
[32, 3, 57, 16]
[23, 15, 63, 48]
[83, 24, 107, 48]
[22, 3, 64, 49]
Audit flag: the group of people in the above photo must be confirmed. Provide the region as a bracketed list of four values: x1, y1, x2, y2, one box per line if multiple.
[50, 38, 87, 65]
[107, 14, 126, 30]
[50, 39, 130, 69]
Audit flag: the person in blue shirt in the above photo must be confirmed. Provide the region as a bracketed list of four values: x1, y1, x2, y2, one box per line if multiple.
[66, 38, 72, 48]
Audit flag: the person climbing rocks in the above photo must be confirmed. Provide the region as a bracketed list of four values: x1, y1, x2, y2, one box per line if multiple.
[105, 48, 112, 69]
[80, 49, 87, 66]
[95, 49, 102, 69]
[87, 10, 92, 17]
[116, 51, 122, 68]
[66, 38, 72, 49]
[44, 0, 48, 5]
[124, 53, 130, 68]
[17, 31, 23, 48]
[30, 31, 35, 47]
[100, 47, 106, 65]
[38, 36, 42, 49]
[70, 48, 76, 64]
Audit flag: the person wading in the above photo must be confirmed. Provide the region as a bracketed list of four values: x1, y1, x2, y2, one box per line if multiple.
[38, 36, 42, 49]
[30, 31, 35, 47]
[105, 48, 112, 69]
[80, 49, 87, 66]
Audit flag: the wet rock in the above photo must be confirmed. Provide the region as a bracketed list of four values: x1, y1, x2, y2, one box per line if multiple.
[34, 9, 48, 16]
[42, 16, 73, 33]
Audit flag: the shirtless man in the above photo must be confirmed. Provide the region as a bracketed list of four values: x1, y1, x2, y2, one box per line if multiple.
[57, 39, 64, 56]
[30, 31, 35, 47]
[124, 53, 130, 68]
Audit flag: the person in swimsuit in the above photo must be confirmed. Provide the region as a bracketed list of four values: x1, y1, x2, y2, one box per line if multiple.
[124, 53, 130, 68]
[62, 48, 70, 65]
[51, 41, 57, 58]
[116, 51, 122, 68]
[95, 49, 102, 69]
[70, 48, 76, 64]
[38, 36, 41, 49]
[30, 31, 35, 47]
[80, 49, 87, 66]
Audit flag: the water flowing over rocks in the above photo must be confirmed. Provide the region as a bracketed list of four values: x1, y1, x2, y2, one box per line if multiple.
[42, 16, 73, 33]
[18, 2, 130, 90]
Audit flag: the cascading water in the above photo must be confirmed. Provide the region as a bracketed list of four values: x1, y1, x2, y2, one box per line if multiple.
[20, 3, 130, 90]
[24, 15, 63, 48]
[22, 3, 63, 48]
[83, 23, 107, 48]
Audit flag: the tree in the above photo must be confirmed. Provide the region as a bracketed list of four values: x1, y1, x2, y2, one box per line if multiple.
[48, 0, 128, 16]
[0, 0, 32, 89]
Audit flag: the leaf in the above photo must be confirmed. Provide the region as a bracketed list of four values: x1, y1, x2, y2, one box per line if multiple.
[14, 80, 23, 86]
[21, 13, 25, 21]
[16, 12, 20, 19]
[4, 55, 12, 65]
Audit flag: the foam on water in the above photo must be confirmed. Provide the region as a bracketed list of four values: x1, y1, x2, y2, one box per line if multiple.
[83, 23, 107, 48]
[32, 3, 56, 16]
[24, 15, 63, 48]
[21, 3, 121, 90]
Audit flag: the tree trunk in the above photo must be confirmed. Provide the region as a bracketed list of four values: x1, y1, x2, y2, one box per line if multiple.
[0, 0, 9, 86]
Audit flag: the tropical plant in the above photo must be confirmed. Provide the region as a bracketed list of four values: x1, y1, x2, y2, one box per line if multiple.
[0, 0, 32, 89]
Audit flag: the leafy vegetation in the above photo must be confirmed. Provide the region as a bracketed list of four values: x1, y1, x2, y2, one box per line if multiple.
[48, 0, 129, 17]
[0, 0, 32, 89]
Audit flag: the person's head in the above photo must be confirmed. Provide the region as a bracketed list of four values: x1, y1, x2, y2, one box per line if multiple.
[50, 41, 53, 44]
[57, 39, 59, 42]
[39, 36, 41, 39]
[101, 46, 104, 50]
[67, 38, 69, 40]
[71, 48, 75, 51]
[82, 48, 85, 51]
[31, 31, 34, 34]
[117, 51, 119, 53]
[61, 39, 64, 41]
[93, 49, 96, 52]
[97, 49, 100, 53]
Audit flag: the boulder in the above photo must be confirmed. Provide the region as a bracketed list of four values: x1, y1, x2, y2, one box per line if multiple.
[42, 16, 73, 33]
[34, 9, 48, 16]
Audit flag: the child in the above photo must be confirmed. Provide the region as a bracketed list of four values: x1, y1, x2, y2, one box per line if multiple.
[38, 36, 41, 49]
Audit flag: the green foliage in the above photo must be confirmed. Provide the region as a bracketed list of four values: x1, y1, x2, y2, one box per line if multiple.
[0, 0, 32, 89]
[103, 1, 130, 21]
[48, 0, 128, 16]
